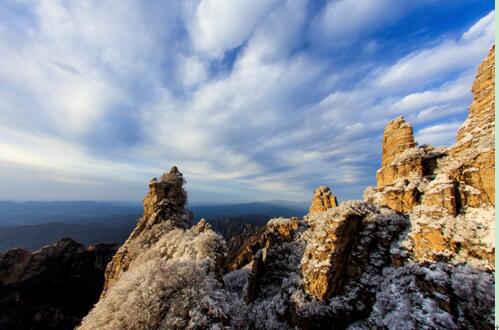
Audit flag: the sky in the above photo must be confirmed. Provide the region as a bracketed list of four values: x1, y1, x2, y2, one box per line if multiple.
[0, 0, 494, 204]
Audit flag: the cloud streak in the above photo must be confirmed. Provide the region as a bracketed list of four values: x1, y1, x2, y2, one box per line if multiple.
[0, 1, 494, 203]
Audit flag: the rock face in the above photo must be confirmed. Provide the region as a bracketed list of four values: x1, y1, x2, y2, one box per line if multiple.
[309, 186, 338, 213]
[301, 204, 363, 300]
[224, 216, 299, 272]
[0, 238, 117, 330]
[100, 166, 192, 296]
[375, 120, 447, 212]
[366, 46, 495, 270]
[450, 45, 495, 207]
[380, 116, 417, 168]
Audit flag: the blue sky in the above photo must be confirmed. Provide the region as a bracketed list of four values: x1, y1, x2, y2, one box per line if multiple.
[0, 0, 494, 204]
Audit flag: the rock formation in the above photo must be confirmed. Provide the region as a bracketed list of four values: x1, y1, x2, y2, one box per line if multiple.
[366, 45, 495, 270]
[79, 167, 235, 329]
[309, 186, 339, 213]
[301, 204, 363, 300]
[0, 238, 117, 329]
[450, 45, 495, 207]
[224, 216, 299, 272]
[77, 45, 494, 330]
[100, 166, 193, 296]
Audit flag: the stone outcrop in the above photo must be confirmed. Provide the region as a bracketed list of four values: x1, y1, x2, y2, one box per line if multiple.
[101, 166, 193, 296]
[301, 203, 364, 300]
[372, 46, 495, 215]
[450, 45, 495, 207]
[243, 249, 265, 303]
[366, 46, 495, 269]
[0, 238, 117, 330]
[79, 167, 233, 330]
[224, 217, 301, 304]
[309, 186, 338, 213]
[374, 119, 447, 212]
[380, 116, 417, 168]
[225, 217, 299, 272]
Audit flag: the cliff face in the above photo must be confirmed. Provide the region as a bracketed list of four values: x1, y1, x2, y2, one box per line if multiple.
[79, 46, 494, 330]
[0, 238, 117, 330]
[366, 46, 495, 270]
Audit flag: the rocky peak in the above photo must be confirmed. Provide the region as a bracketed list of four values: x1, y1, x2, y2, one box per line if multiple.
[80, 167, 231, 329]
[143, 165, 187, 221]
[371, 46, 495, 213]
[309, 186, 338, 213]
[454, 45, 495, 154]
[365, 46, 495, 270]
[448, 45, 495, 208]
[101, 166, 192, 296]
[381, 116, 416, 167]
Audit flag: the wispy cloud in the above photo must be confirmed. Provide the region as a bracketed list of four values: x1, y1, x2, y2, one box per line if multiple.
[0, 1, 493, 202]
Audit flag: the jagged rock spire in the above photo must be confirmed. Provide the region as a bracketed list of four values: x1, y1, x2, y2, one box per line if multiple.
[143, 166, 187, 221]
[309, 186, 338, 213]
[101, 166, 192, 296]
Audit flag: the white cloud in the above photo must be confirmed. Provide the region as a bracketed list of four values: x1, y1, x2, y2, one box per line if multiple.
[178, 55, 209, 87]
[0, 0, 173, 135]
[309, 0, 410, 47]
[0, 1, 493, 203]
[187, 0, 281, 58]
[376, 11, 495, 89]
[415, 122, 462, 146]
[389, 73, 474, 123]
[244, 0, 308, 61]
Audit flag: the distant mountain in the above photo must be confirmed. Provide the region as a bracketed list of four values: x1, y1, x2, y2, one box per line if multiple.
[0, 202, 141, 252]
[0, 222, 136, 252]
[0, 201, 142, 226]
[0, 200, 304, 252]
[190, 201, 307, 220]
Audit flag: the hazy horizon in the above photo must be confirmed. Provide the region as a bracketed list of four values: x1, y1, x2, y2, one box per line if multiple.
[0, 1, 494, 204]
[0, 198, 311, 207]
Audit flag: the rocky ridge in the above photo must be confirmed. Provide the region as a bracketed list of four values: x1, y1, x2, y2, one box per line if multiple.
[78, 46, 494, 329]
[0, 238, 117, 329]
[366, 46, 495, 270]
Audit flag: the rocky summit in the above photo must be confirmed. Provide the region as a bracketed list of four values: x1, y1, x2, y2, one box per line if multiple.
[75, 46, 495, 330]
